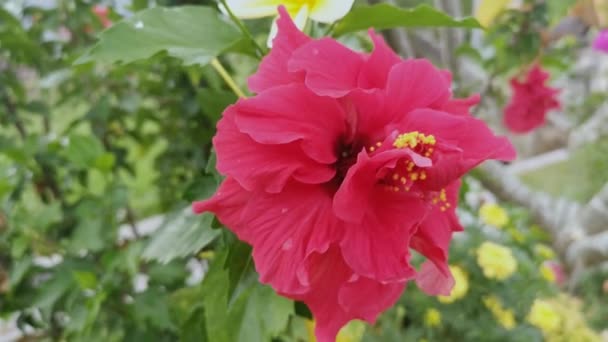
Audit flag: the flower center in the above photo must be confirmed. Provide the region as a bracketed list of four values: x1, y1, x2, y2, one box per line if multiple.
[371, 131, 436, 193]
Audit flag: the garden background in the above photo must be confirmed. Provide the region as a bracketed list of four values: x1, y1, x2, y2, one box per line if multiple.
[1, 0, 608, 341]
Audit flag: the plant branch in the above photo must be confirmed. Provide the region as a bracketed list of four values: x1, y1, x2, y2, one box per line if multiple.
[210, 58, 247, 99]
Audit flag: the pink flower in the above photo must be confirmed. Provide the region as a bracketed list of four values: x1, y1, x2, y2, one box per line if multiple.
[593, 30, 608, 53]
[503, 64, 560, 134]
[92, 5, 112, 29]
[544, 261, 566, 286]
[194, 7, 515, 341]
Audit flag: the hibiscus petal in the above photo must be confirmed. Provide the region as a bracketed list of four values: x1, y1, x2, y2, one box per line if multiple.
[399, 108, 516, 190]
[249, 6, 311, 93]
[415, 260, 455, 296]
[192, 177, 248, 218]
[439, 93, 481, 116]
[266, 5, 309, 47]
[233, 84, 347, 164]
[334, 150, 429, 282]
[292, 248, 353, 342]
[347, 89, 393, 141]
[338, 275, 405, 323]
[410, 180, 462, 277]
[356, 30, 402, 90]
[385, 59, 452, 115]
[214, 107, 335, 193]
[338, 188, 425, 282]
[293, 247, 405, 342]
[242, 182, 342, 294]
[288, 37, 365, 97]
[333, 148, 430, 223]
[196, 179, 343, 294]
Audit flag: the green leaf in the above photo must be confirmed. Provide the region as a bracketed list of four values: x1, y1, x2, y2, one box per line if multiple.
[132, 287, 176, 331]
[143, 211, 220, 263]
[228, 284, 293, 342]
[63, 134, 105, 169]
[193, 251, 293, 342]
[198, 88, 238, 121]
[32, 268, 75, 309]
[69, 218, 106, 253]
[224, 239, 252, 302]
[180, 308, 208, 342]
[73, 271, 98, 290]
[333, 4, 482, 37]
[76, 6, 242, 66]
[94, 152, 116, 173]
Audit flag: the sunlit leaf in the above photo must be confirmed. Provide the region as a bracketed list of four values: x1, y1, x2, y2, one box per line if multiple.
[76, 6, 242, 66]
[143, 211, 220, 263]
[333, 4, 482, 37]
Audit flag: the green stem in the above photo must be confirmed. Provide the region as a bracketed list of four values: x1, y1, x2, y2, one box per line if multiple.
[211, 58, 247, 99]
[323, 22, 337, 37]
[217, 0, 266, 58]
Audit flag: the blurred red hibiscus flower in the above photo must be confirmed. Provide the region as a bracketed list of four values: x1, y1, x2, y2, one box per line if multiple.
[503, 64, 560, 134]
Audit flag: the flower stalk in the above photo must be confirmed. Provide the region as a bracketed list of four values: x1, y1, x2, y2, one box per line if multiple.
[210, 58, 247, 99]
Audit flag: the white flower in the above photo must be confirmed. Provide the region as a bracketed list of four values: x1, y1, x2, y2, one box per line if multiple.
[224, 0, 355, 46]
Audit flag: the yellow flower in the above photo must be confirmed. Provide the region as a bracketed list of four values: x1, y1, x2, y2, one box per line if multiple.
[475, 0, 511, 28]
[306, 319, 364, 342]
[479, 203, 509, 228]
[476, 242, 517, 280]
[225, 0, 355, 45]
[438, 265, 469, 304]
[424, 308, 442, 328]
[483, 296, 516, 330]
[540, 264, 556, 283]
[534, 244, 556, 260]
[527, 299, 561, 334]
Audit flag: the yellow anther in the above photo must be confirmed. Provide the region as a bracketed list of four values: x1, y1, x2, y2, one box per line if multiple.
[376, 142, 382, 147]
[440, 206, 446, 212]
[393, 131, 436, 149]
[393, 186, 400, 192]
[393, 173, 399, 181]
[400, 177, 407, 184]
[420, 172, 427, 180]
[393, 132, 419, 149]
[407, 163, 415, 172]
[446, 203, 451, 208]
[439, 189, 447, 202]
[370, 146, 376, 152]
[410, 172, 419, 181]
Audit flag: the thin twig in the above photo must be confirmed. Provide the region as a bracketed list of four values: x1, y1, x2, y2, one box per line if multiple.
[210, 58, 247, 99]
[125, 205, 141, 239]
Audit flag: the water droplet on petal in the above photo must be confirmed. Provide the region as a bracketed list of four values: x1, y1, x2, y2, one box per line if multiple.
[282, 238, 293, 251]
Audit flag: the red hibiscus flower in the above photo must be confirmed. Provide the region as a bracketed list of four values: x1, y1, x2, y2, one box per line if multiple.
[503, 64, 560, 134]
[194, 7, 515, 341]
